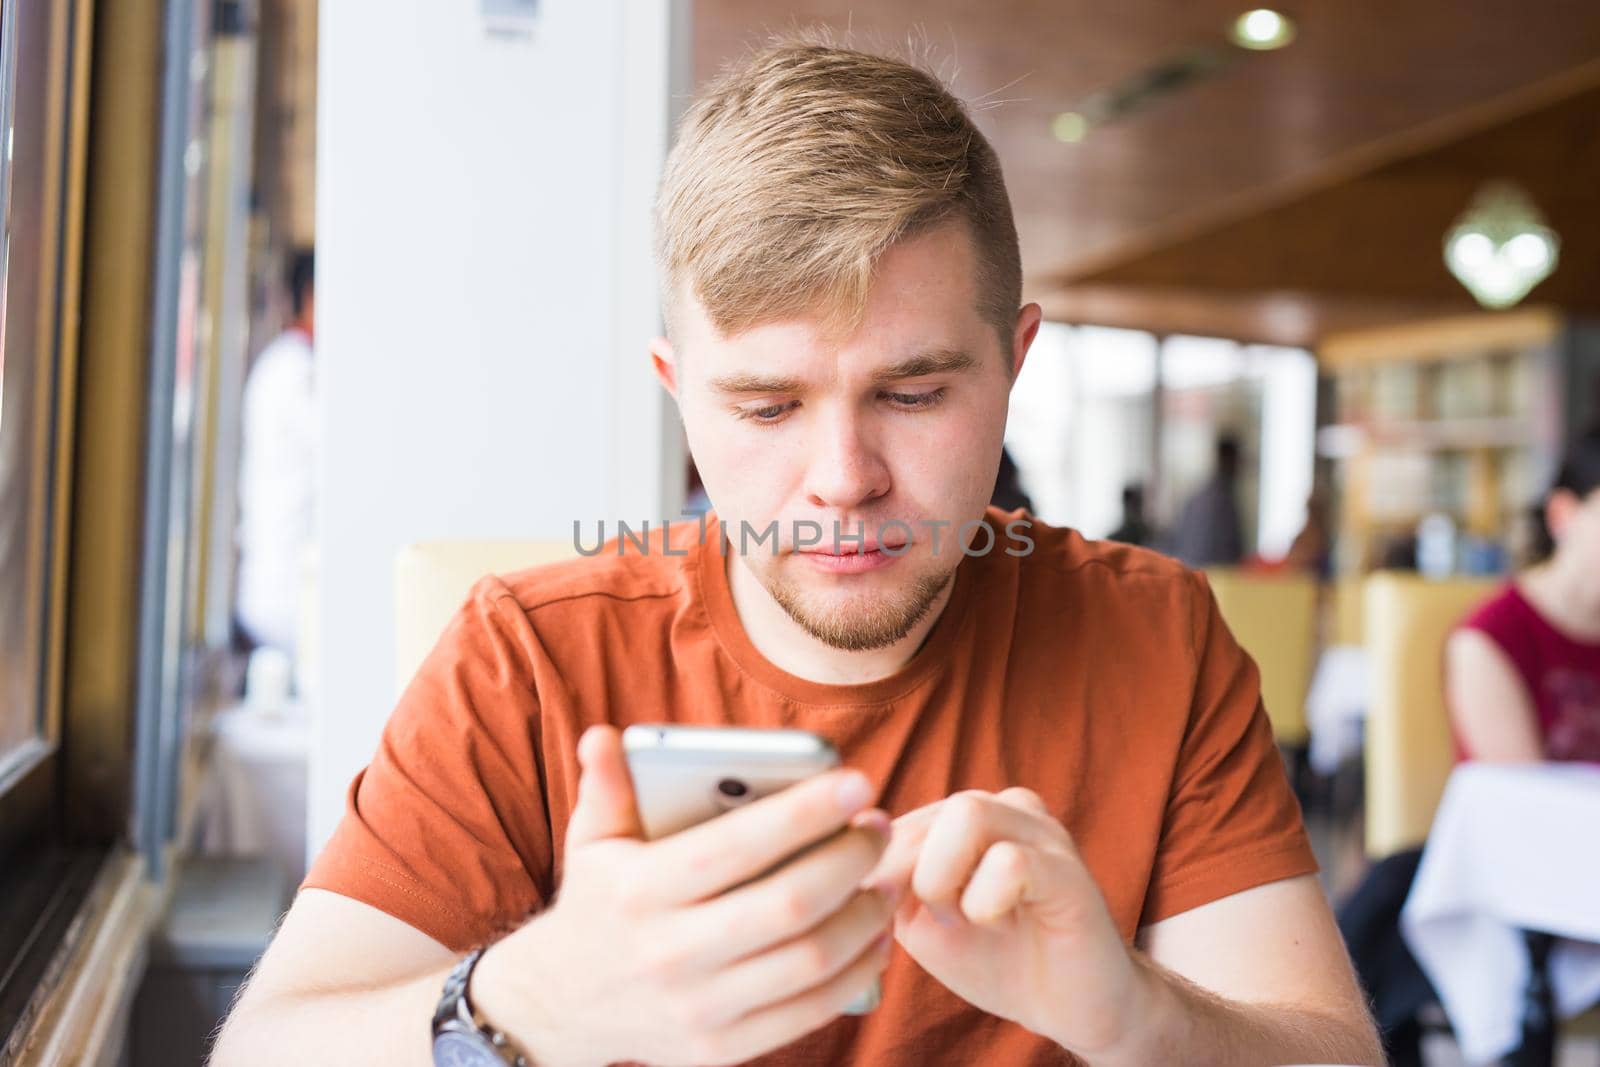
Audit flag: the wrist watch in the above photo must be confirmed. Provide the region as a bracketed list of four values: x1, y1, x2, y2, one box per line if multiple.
[431, 947, 530, 1067]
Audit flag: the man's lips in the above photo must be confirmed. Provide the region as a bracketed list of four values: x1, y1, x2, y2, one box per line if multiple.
[796, 541, 908, 556]
[777, 519, 915, 558]
[797, 545, 902, 573]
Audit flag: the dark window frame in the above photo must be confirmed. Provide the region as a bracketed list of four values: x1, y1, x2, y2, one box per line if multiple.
[0, 0, 106, 1050]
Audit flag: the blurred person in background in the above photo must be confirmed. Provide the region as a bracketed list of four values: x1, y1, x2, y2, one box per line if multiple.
[684, 457, 712, 515]
[235, 248, 316, 661]
[1447, 426, 1600, 763]
[1107, 483, 1152, 546]
[1282, 486, 1331, 578]
[1339, 428, 1600, 1066]
[1376, 533, 1419, 572]
[989, 445, 1032, 513]
[1172, 434, 1245, 567]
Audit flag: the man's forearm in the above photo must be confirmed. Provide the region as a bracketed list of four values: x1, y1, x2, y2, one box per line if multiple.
[210, 963, 453, 1066]
[1078, 951, 1384, 1067]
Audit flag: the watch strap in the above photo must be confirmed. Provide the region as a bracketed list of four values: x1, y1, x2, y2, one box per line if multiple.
[432, 947, 529, 1067]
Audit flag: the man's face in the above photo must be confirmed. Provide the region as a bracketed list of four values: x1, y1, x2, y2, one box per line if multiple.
[655, 221, 1039, 651]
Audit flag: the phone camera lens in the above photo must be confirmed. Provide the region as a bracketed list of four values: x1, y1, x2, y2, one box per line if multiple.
[716, 778, 749, 799]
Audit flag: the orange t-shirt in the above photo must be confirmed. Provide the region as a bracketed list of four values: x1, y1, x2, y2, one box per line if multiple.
[304, 507, 1316, 1066]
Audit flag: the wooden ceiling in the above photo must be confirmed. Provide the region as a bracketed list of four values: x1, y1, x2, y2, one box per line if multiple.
[692, 2, 1600, 345]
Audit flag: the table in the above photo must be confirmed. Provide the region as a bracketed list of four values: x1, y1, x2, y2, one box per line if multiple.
[195, 700, 310, 885]
[1305, 644, 1370, 776]
[1400, 762, 1600, 1064]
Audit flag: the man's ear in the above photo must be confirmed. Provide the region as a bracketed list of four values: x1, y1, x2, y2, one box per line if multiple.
[650, 336, 679, 400]
[1010, 303, 1043, 381]
[1546, 488, 1579, 542]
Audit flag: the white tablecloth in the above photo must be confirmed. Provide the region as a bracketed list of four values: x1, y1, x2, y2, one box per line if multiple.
[1400, 762, 1600, 1064]
[1305, 644, 1370, 775]
[196, 701, 310, 884]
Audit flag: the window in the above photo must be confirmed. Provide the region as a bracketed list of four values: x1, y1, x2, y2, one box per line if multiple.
[1004, 324, 1316, 556]
[0, 0, 76, 795]
[0, 0, 110, 1049]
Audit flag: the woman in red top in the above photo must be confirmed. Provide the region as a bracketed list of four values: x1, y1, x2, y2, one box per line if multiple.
[1342, 428, 1600, 1067]
[1448, 428, 1600, 763]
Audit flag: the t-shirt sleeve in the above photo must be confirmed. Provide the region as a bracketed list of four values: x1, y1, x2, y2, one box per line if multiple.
[1139, 571, 1319, 927]
[300, 575, 554, 952]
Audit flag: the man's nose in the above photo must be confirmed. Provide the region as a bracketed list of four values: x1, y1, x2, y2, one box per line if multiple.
[804, 409, 890, 511]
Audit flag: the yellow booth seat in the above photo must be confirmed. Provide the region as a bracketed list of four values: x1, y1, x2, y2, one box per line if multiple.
[1362, 571, 1497, 860]
[393, 540, 576, 695]
[1203, 568, 1318, 748]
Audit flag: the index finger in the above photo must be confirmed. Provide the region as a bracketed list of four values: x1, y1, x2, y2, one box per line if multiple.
[861, 792, 1060, 898]
[859, 802, 941, 897]
[645, 769, 878, 906]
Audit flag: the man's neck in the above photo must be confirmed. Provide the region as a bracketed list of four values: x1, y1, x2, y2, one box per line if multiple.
[725, 551, 953, 686]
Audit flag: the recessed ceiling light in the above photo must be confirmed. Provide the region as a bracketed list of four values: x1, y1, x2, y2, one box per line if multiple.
[1230, 9, 1296, 50]
[1051, 111, 1090, 144]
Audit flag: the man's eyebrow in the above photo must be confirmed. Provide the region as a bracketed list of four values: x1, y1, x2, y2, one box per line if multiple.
[706, 349, 977, 395]
[707, 372, 807, 395]
[869, 349, 977, 384]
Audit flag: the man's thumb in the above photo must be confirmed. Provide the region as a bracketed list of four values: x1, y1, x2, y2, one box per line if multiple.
[565, 725, 645, 846]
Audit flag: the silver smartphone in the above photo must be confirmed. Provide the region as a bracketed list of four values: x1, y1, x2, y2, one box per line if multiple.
[621, 723, 882, 1013]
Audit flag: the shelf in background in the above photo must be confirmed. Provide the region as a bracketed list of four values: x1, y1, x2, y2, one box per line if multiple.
[1317, 416, 1539, 457]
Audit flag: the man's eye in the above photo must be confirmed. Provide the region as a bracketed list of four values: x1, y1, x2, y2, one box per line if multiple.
[883, 388, 946, 410]
[736, 400, 798, 423]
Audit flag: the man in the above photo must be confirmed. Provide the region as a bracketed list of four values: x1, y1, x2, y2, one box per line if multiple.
[1107, 484, 1152, 547]
[1173, 435, 1247, 568]
[235, 248, 317, 659]
[214, 43, 1380, 1066]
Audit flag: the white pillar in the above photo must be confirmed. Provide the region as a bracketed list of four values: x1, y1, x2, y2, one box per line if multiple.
[309, 0, 687, 855]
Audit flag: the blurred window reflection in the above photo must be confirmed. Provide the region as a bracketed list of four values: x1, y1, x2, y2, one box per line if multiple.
[0, 0, 73, 788]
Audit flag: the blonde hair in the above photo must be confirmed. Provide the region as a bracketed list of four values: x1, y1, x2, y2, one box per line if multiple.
[655, 39, 1021, 350]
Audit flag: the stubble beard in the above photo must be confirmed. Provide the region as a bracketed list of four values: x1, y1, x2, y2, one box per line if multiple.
[762, 557, 955, 652]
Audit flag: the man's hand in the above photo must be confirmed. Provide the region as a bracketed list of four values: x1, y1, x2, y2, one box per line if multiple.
[473, 725, 896, 1067]
[864, 788, 1147, 1058]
